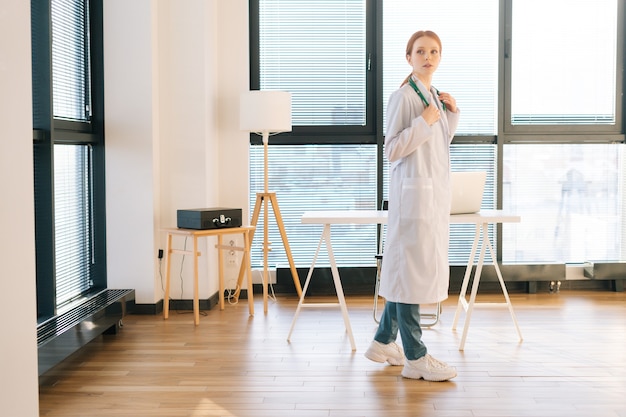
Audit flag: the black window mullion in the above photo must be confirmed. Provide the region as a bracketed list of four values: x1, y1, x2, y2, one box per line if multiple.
[32, 0, 56, 320]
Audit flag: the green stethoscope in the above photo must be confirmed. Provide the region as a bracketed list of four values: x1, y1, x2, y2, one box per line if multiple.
[407, 77, 446, 112]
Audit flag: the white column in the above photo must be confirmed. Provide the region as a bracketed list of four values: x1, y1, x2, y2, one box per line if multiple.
[0, 1, 40, 416]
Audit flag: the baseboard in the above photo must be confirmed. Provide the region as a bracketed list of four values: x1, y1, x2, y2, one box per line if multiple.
[133, 291, 220, 315]
[274, 265, 616, 295]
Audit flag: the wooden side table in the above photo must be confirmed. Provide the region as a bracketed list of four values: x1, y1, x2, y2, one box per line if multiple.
[162, 226, 255, 325]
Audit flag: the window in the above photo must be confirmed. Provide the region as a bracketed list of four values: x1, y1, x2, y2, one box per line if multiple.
[32, 0, 105, 319]
[250, 0, 625, 272]
[259, 0, 367, 128]
[51, 0, 92, 122]
[251, 0, 377, 270]
[381, 0, 500, 265]
[250, 145, 378, 267]
[252, 0, 501, 269]
[502, 0, 625, 264]
[381, 145, 498, 266]
[53, 144, 93, 306]
[503, 144, 624, 263]
[507, 0, 620, 131]
[382, 0, 499, 136]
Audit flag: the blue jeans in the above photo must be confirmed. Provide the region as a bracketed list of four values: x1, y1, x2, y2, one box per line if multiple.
[374, 301, 427, 360]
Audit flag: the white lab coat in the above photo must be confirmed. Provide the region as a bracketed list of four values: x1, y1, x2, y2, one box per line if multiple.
[378, 78, 460, 305]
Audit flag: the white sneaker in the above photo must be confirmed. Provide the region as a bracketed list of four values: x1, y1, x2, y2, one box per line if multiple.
[401, 354, 457, 381]
[364, 340, 405, 366]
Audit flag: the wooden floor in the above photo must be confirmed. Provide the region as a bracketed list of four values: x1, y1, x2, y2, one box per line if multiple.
[39, 290, 626, 417]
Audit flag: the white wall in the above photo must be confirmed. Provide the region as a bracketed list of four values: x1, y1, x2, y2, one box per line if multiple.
[104, 0, 250, 304]
[104, 0, 161, 303]
[0, 1, 40, 416]
[216, 1, 252, 288]
[216, 0, 250, 209]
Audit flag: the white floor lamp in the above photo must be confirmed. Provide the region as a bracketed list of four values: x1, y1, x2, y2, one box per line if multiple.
[236, 90, 303, 313]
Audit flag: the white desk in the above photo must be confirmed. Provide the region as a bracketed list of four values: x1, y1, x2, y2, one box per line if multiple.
[287, 209, 522, 351]
[288, 211, 386, 351]
[449, 210, 523, 350]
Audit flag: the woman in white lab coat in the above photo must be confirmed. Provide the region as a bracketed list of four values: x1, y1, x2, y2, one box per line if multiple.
[364, 30, 460, 381]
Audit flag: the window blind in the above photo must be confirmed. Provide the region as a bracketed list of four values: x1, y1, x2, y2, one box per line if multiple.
[503, 143, 623, 263]
[54, 144, 93, 308]
[382, 0, 499, 135]
[449, 145, 497, 265]
[253, 0, 500, 267]
[250, 144, 497, 268]
[381, 1, 499, 262]
[51, 0, 91, 122]
[382, 144, 498, 265]
[50, 0, 95, 309]
[259, 0, 367, 126]
[249, 144, 378, 268]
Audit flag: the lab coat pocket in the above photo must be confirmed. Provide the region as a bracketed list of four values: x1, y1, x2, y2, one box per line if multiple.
[400, 177, 434, 220]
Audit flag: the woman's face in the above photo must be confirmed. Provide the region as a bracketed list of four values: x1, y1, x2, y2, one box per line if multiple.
[407, 36, 441, 79]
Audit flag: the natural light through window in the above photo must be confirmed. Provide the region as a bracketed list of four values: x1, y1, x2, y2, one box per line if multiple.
[511, 0, 617, 125]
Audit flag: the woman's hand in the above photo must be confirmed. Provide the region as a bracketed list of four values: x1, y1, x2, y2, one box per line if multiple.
[422, 103, 440, 126]
[437, 92, 457, 113]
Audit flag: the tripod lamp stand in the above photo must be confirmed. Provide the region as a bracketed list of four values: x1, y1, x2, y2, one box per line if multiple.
[236, 90, 303, 313]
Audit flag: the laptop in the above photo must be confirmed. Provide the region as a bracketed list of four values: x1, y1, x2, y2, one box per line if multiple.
[450, 171, 486, 214]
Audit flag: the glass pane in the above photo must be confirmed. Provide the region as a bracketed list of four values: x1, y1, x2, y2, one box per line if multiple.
[383, 144, 499, 265]
[503, 144, 623, 263]
[259, 0, 366, 126]
[450, 144, 498, 265]
[511, 0, 617, 125]
[383, 0, 499, 135]
[249, 144, 377, 267]
[249, 144, 498, 268]
[54, 144, 92, 307]
[51, 0, 91, 121]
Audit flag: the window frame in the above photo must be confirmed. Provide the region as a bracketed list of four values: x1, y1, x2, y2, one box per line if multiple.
[500, 0, 625, 141]
[248, 0, 379, 146]
[32, 0, 106, 320]
[250, 0, 626, 268]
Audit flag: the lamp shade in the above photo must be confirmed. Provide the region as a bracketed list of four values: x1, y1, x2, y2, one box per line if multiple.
[240, 90, 292, 133]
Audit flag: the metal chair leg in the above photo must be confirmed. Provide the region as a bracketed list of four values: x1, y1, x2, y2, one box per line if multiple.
[373, 254, 441, 327]
[373, 255, 383, 323]
[419, 302, 441, 328]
